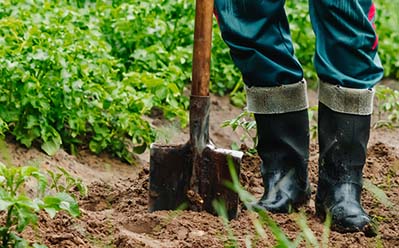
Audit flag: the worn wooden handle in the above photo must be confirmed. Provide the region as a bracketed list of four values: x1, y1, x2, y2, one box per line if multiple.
[191, 0, 214, 97]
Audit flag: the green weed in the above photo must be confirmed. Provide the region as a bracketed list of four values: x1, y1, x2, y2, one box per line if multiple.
[375, 86, 399, 128]
[308, 105, 318, 140]
[221, 110, 257, 153]
[0, 140, 85, 247]
[0, 0, 397, 161]
[364, 179, 395, 210]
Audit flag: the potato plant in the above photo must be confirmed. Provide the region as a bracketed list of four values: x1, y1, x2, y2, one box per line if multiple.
[0, 0, 397, 161]
[375, 85, 399, 127]
[0, 0, 155, 162]
[0, 161, 85, 247]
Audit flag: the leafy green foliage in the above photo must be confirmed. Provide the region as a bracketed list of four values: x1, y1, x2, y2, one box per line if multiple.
[308, 105, 319, 140]
[0, 0, 397, 161]
[47, 166, 87, 197]
[0, 154, 85, 247]
[0, 0, 157, 162]
[375, 0, 399, 79]
[211, 25, 242, 96]
[375, 86, 399, 128]
[286, 0, 317, 83]
[98, 0, 192, 124]
[221, 110, 257, 153]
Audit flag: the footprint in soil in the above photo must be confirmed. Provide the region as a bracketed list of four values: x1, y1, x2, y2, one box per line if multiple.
[80, 182, 116, 211]
[81, 198, 110, 211]
[122, 216, 161, 234]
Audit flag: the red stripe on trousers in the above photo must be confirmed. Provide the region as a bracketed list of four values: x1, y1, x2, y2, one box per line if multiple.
[368, 3, 378, 50]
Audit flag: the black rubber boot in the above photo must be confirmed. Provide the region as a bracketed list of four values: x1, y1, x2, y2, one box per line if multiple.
[316, 102, 373, 233]
[254, 110, 311, 213]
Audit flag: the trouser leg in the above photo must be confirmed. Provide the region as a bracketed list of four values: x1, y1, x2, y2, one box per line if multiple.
[215, 0, 308, 114]
[309, 0, 384, 89]
[214, 0, 303, 88]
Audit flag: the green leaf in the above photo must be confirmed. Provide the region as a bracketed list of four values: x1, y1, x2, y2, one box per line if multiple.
[41, 137, 61, 156]
[89, 140, 102, 153]
[13, 235, 30, 248]
[44, 207, 57, 219]
[31, 171, 48, 195]
[44, 192, 80, 218]
[296, 212, 320, 248]
[15, 195, 40, 212]
[0, 199, 12, 211]
[43, 196, 60, 208]
[16, 206, 38, 232]
[57, 193, 80, 218]
[20, 166, 39, 178]
[364, 179, 394, 209]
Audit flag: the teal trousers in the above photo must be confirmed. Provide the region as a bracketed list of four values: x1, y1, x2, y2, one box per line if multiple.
[214, 0, 384, 89]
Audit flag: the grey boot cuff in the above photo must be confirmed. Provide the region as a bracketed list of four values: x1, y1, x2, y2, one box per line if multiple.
[245, 80, 309, 114]
[319, 81, 375, 115]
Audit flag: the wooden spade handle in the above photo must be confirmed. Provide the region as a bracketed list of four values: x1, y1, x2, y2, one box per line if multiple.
[191, 0, 214, 97]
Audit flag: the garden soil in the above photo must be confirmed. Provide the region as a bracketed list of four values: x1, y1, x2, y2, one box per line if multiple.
[2, 93, 399, 248]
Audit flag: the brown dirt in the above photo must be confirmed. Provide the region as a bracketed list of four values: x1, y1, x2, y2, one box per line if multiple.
[1, 93, 399, 247]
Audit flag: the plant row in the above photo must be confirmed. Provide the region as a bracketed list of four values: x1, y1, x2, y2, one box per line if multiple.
[0, 0, 397, 160]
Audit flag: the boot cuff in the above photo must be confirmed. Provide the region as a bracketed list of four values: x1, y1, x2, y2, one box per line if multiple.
[245, 80, 309, 114]
[319, 82, 375, 115]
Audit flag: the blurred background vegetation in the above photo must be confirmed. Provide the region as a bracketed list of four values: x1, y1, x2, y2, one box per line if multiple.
[0, 0, 398, 161]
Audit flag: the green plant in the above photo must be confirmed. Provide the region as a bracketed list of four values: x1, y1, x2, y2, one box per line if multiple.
[308, 105, 318, 140]
[0, 143, 85, 247]
[223, 160, 301, 247]
[221, 110, 257, 153]
[222, 105, 319, 155]
[47, 166, 87, 196]
[375, 0, 399, 79]
[374, 85, 399, 128]
[1, 0, 398, 162]
[294, 211, 332, 248]
[99, 0, 192, 125]
[213, 200, 239, 248]
[286, 0, 317, 83]
[363, 179, 395, 210]
[211, 24, 243, 97]
[0, 0, 157, 162]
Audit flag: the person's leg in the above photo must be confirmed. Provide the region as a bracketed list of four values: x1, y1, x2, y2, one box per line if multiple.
[309, 0, 384, 232]
[215, 0, 303, 87]
[309, 0, 383, 89]
[215, 0, 310, 212]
